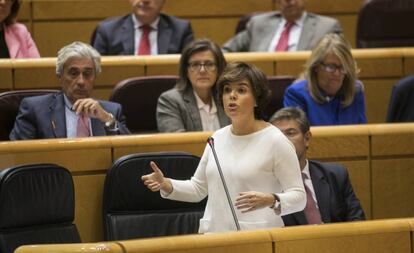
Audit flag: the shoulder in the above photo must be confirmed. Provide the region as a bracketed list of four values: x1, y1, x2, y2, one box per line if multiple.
[21, 93, 56, 105]
[5, 23, 30, 35]
[97, 14, 130, 29]
[306, 12, 340, 25]
[309, 160, 348, 178]
[99, 99, 121, 109]
[250, 11, 282, 23]
[159, 88, 183, 100]
[395, 75, 414, 91]
[286, 79, 308, 93]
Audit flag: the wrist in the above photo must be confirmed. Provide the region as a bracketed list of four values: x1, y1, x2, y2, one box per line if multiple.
[104, 113, 116, 128]
[269, 193, 279, 208]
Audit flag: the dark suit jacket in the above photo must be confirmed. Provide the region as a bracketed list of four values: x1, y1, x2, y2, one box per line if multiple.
[9, 92, 130, 140]
[282, 160, 365, 226]
[386, 75, 414, 122]
[92, 13, 194, 55]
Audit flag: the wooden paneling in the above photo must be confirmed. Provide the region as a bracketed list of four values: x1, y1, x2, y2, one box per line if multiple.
[191, 17, 240, 45]
[371, 159, 414, 219]
[362, 78, 397, 124]
[370, 124, 414, 156]
[356, 56, 403, 78]
[120, 230, 272, 253]
[306, 0, 364, 14]
[163, 0, 274, 17]
[34, 21, 98, 57]
[404, 51, 414, 75]
[15, 242, 125, 253]
[19, 0, 32, 21]
[13, 58, 57, 89]
[333, 15, 358, 48]
[0, 60, 13, 90]
[32, 0, 130, 20]
[74, 174, 106, 243]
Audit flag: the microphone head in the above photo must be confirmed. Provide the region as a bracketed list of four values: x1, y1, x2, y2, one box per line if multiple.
[207, 137, 214, 147]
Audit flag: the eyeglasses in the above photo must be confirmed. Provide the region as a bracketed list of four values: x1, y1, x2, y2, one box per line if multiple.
[188, 61, 217, 72]
[320, 62, 347, 75]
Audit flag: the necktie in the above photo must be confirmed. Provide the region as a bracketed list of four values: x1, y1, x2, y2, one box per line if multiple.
[137, 25, 151, 55]
[302, 173, 322, 224]
[76, 115, 90, 137]
[275, 22, 294, 51]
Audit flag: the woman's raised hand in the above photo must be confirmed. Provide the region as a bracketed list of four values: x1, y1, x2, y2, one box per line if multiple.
[141, 161, 172, 193]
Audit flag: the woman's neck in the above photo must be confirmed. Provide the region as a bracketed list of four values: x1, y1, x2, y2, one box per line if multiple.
[231, 118, 267, 136]
[194, 88, 212, 105]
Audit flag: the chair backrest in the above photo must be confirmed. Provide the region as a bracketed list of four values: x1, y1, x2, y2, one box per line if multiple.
[234, 12, 263, 34]
[0, 163, 81, 253]
[0, 90, 59, 141]
[103, 152, 206, 241]
[356, 0, 414, 48]
[109, 76, 178, 133]
[386, 75, 414, 122]
[264, 76, 295, 121]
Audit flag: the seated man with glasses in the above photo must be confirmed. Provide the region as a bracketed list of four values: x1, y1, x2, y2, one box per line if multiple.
[156, 39, 230, 132]
[10, 42, 130, 140]
[283, 34, 367, 126]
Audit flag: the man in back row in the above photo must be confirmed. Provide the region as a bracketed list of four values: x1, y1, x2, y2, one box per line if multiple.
[271, 107, 365, 225]
[10, 42, 130, 140]
[93, 0, 194, 55]
[223, 0, 342, 52]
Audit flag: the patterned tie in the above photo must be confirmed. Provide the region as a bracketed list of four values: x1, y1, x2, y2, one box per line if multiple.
[302, 173, 322, 224]
[137, 25, 151, 55]
[76, 115, 90, 137]
[275, 22, 294, 51]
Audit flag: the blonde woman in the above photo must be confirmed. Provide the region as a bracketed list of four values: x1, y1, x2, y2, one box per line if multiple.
[283, 33, 366, 125]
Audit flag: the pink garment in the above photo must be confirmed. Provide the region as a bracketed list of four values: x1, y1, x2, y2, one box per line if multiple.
[4, 23, 40, 58]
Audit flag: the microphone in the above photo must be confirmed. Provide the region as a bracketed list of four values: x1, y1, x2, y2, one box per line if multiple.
[207, 137, 241, 231]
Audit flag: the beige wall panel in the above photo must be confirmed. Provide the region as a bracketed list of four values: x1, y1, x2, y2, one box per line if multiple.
[371, 132, 414, 156]
[404, 57, 414, 75]
[306, 0, 364, 14]
[335, 160, 371, 219]
[146, 64, 179, 76]
[356, 58, 403, 78]
[372, 159, 414, 219]
[275, 59, 305, 77]
[97, 65, 145, 87]
[34, 22, 98, 57]
[163, 0, 273, 17]
[0, 148, 111, 172]
[14, 66, 57, 89]
[333, 15, 357, 48]
[73, 174, 106, 242]
[0, 61, 13, 90]
[363, 78, 397, 124]
[307, 136, 369, 160]
[18, 0, 31, 21]
[32, 0, 130, 20]
[275, 232, 410, 253]
[191, 18, 240, 46]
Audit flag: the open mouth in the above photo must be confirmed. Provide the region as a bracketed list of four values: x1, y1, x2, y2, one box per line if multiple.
[227, 103, 238, 111]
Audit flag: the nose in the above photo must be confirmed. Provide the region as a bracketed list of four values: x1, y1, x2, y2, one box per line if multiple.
[199, 64, 207, 73]
[229, 90, 237, 100]
[76, 73, 86, 86]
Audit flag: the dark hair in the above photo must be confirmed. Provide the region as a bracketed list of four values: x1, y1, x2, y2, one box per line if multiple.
[217, 62, 271, 120]
[175, 39, 226, 91]
[5, 0, 20, 26]
[270, 107, 310, 134]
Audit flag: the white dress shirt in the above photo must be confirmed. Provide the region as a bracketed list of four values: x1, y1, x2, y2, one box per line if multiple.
[268, 12, 307, 52]
[193, 91, 220, 131]
[132, 14, 159, 55]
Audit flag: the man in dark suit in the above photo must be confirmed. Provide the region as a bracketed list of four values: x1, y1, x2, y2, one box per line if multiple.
[222, 0, 342, 52]
[92, 0, 194, 55]
[386, 75, 414, 122]
[10, 42, 130, 140]
[270, 107, 365, 225]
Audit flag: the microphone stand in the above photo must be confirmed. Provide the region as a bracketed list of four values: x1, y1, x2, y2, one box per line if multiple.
[207, 137, 241, 231]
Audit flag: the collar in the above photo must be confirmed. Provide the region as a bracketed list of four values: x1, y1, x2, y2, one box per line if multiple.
[131, 13, 160, 30]
[193, 90, 217, 114]
[280, 11, 307, 28]
[302, 159, 311, 180]
[63, 94, 75, 112]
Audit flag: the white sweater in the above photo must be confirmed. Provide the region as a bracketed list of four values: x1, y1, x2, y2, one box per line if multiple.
[164, 125, 306, 233]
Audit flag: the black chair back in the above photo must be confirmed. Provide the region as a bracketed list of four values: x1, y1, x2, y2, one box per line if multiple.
[0, 164, 80, 253]
[264, 76, 295, 121]
[103, 152, 205, 240]
[356, 0, 414, 48]
[109, 76, 178, 133]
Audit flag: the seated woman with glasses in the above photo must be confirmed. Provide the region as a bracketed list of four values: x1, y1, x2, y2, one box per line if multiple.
[283, 33, 366, 126]
[0, 0, 40, 58]
[156, 39, 230, 132]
